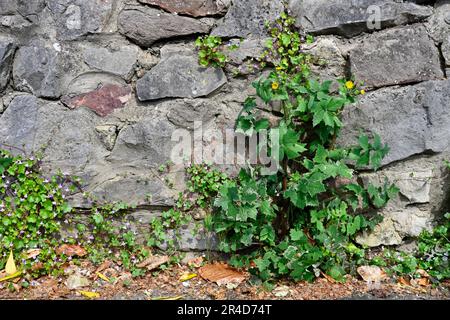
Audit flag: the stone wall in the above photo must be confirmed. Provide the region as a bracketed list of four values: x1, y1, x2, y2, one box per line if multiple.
[0, 0, 449, 250]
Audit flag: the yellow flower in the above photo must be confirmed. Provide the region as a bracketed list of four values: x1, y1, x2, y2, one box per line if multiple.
[272, 82, 279, 90]
[345, 81, 354, 90]
[360, 89, 366, 95]
[276, 66, 283, 71]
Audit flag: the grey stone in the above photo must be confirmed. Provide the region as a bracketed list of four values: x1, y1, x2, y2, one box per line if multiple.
[356, 166, 435, 247]
[0, 0, 45, 17]
[397, 241, 418, 254]
[0, 37, 15, 92]
[390, 170, 433, 205]
[361, 168, 433, 205]
[108, 116, 177, 169]
[289, 0, 433, 37]
[0, 14, 33, 30]
[0, 95, 108, 178]
[425, 0, 450, 43]
[137, 50, 159, 70]
[0, 0, 16, 14]
[387, 207, 434, 238]
[95, 124, 119, 151]
[47, 0, 114, 40]
[87, 171, 176, 207]
[83, 45, 138, 80]
[166, 99, 223, 129]
[443, 34, 450, 67]
[211, 0, 284, 38]
[356, 218, 403, 247]
[65, 72, 126, 96]
[222, 38, 268, 76]
[65, 274, 91, 290]
[304, 36, 347, 83]
[0, 0, 45, 29]
[118, 6, 213, 47]
[13, 44, 63, 98]
[136, 53, 227, 101]
[138, 0, 230, 17]
[338, 79, 450, 165]
[350, 25, 443, 89]
[128, 210, 163, 224]
[164, 222, 218, 251]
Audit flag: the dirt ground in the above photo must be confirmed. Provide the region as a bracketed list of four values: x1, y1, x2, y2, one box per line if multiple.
[0, 258, 449, 300]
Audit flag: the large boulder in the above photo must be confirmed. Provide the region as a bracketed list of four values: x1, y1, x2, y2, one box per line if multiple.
[118, 6, 213, 47]
[338, 79, 450, 165]
[289, 0, 433, 37]
[211, 0, 284, 38]
[136, 49, 227, 101]
[349, 25, 444, 89]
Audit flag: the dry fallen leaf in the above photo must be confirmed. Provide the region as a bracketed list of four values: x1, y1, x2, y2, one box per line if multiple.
[0, 271, 22, 282]
[416, 269, 430, 278]
[96, 272, 111, 283]
[31, 262, 44, 271]
[26, 249, 41, 260]
[416, 277, 430, 287]
[152, 296, 183, 300]
[56, 244, 87, 257]
[273, 285, 291, 298]
[79, 291, 100, 299]
[398, 276, 411, 286]
[198, 263, 247, 286]
[321, 271, 337, 284]
[357, 266, 387, 282]
[95, 260, 112, 273]
[187, 257, 204, 268]
[5, 250, 17, 275]
[179, 273, 197, 282]
[136, 255, 169, 270]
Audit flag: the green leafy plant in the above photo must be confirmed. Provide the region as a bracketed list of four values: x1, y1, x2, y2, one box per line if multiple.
[184, 163, 229, 209]
[147, 208, 192, 251]
[195, 35, 228, 68]
[415, 213, 449, 280]
[199, 13, 398, 283]
[370, 213, 449, 282]
[0, 150, 76, 276]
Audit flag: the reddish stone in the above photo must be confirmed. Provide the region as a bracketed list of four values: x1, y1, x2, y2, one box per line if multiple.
[138, 0, 228, 17]
[62, 84, 131, 117]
